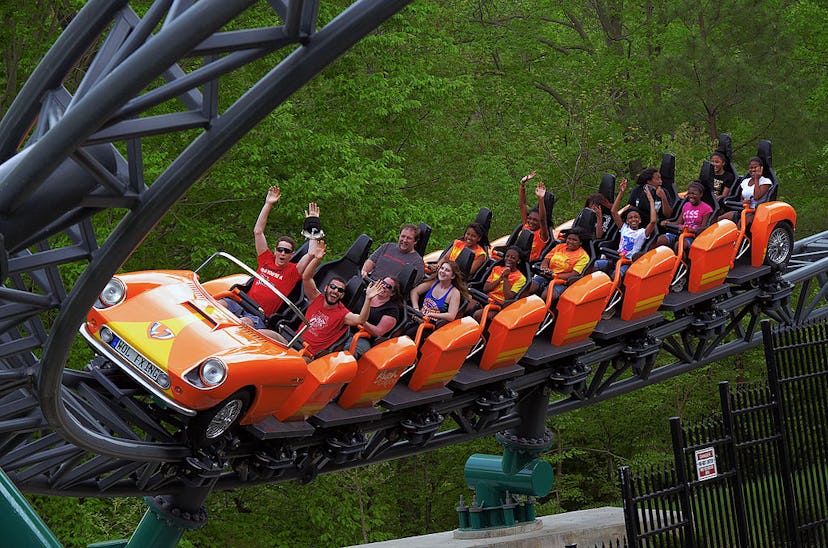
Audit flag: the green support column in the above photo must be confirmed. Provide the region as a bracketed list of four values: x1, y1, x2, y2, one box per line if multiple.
[0, 468, 61, 547]
[91, 484, 213, 548]
[457, 386, 555, 530]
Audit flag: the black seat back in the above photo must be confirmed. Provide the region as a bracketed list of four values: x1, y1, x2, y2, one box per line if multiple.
[660, 152, 678, 204]
[716, 133, 740, 196]
[756, 140, 778, 202]
[697, 161, 719, 214]
[570, 207, 597, 238]
[599, 173, 616, 202]
[396, 263, 420, 298]
[453, 246, 475, 278]
[513, 229, 534, 261]
[415, 222, 432, 257]
[314, 234, 372, 289]
[343, 275, 367, 311]
[474, 207, 493, 234]
[542, 189, 556, 227]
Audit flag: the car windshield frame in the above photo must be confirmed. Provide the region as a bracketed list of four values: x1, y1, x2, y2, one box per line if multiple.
[196, 251, 309, 348]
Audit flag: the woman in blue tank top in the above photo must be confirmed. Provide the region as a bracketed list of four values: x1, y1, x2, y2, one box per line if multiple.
[410, 261, 470, 324]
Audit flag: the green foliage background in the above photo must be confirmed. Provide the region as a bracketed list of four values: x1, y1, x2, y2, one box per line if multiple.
[1, 0, 826, 546]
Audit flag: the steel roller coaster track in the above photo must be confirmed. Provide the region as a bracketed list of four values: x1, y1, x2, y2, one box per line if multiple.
[0, 0, 826, 500]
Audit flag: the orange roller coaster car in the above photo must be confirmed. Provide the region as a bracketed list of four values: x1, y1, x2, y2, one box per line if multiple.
[80, 267, 358, 447]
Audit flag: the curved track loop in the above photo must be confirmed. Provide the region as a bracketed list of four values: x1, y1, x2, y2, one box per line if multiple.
[0, 0, 413, 464]
[0, 2, 826, 498]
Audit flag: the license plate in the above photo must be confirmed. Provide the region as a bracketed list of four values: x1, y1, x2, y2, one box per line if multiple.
[110, 336, 169, 388]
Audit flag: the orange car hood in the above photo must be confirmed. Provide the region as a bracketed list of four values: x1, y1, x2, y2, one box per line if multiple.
[87, 271, 294, 376]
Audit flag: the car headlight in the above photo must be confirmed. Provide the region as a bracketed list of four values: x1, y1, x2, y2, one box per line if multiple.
[156, 371, 171, 389]
[199, 358, 227, 387]
[99, 326, 114, 343]
[96, 278, 126, 308]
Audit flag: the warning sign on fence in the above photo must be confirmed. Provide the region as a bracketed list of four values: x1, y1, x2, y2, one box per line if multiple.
[694, 447, 718, 481]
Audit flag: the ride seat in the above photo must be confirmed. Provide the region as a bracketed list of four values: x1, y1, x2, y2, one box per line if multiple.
[756, 139, 779, 202]
[407, 316, 480, 391]
[660, 152, 678, 205]
[314, 233, 373, 290]
[697, 161, 720, 216]
[476, 295, 546, 371]
[415, 222, 432, 257]
[474, 207, 493, 234]
[432, 245, 476, 278]
[469, 243, 532, 303]
[619, 246, 677, 321]
[716, 133, 740, 198]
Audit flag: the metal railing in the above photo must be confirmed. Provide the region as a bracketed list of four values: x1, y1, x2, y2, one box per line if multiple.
[620, 317, 828, 547]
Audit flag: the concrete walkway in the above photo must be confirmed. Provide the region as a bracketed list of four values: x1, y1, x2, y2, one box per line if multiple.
[348, 506, 626, 548]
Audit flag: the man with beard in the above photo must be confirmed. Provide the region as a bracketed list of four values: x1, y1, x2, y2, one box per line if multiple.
[360, 223, 425, 284]
[300, 241, 382, 358]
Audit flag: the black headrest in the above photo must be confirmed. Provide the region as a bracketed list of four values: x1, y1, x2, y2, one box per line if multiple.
[415, 222, 431, 257]
[716, 134, 733, 162]
[714, 133, 739, 181]
[344, 275, 366, 311]
[396, 263, 419, 297]
[474, 208, 493, 233]
[697, 161, 717, 209]
[660, 153, 677, 202]
[315, 234, 372, 290]
[454, 246, 475, 277]
[756, 139, 778, 199]
[569, 207, 597, 238]
[599, 174, 616, 202]
[513, 229, 534, 259]
[757, 140, 773, 171]
[344, 234, 373, 264]
[542, 190, 556, 227]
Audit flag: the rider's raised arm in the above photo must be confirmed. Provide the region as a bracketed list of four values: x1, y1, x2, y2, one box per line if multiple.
[302, 240, 326, 301]
[644, 187, 657, 237]
[296, 203, 320, 276]
[536, 182, 550, 243]
[518, 171, 535, 224]
[345, 281, 382, 326]
[254, 186, 280, 256]
[610, 178, 627, 229]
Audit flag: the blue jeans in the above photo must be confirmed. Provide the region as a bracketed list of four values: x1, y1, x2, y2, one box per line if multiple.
[221, 298, 265, 329]
[533, 274, 568, 299]
[594, 258, 629, 278]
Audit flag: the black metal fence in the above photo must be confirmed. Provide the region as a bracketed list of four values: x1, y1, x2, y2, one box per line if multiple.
[619, 318, 828, 547]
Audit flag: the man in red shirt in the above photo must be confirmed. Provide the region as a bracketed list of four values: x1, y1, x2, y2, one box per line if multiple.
[299, 242, 382, 358]
[224, 186, 314, 327]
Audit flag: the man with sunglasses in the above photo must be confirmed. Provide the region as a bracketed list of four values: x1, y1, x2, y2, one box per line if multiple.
[227, 186, 315, 327]
[300, 241, 382, 357]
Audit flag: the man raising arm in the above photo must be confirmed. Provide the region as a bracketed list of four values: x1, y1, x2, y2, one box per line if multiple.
[301, 242, 381, 357]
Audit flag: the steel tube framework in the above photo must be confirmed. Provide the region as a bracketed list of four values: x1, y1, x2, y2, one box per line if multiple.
[0, 1, 825, 501]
